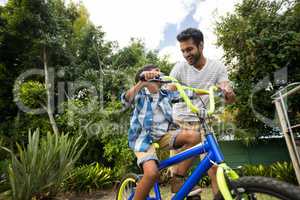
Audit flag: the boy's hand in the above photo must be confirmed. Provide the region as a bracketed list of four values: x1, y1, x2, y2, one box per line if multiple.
[141, 70, 160, 81]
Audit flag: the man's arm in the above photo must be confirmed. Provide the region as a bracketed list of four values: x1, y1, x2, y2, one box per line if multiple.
[218, 81, 235, 104]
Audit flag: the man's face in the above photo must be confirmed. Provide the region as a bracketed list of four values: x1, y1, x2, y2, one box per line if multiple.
[179, 38, 202, 66]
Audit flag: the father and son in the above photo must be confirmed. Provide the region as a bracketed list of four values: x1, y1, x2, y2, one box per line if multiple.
[121, 28, 236, 200]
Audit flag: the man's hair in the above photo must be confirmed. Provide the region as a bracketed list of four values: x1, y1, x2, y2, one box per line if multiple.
[176, 28, 204, 46]
[135, 64, 158, 83]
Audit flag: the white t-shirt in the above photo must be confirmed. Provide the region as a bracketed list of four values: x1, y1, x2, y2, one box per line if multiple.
[170, 58, 229, 121]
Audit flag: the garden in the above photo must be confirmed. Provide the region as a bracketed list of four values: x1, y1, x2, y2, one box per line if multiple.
[0, 0, 299, 199]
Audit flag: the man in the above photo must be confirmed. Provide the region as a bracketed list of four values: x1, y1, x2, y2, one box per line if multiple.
[169, 28, 235, 196]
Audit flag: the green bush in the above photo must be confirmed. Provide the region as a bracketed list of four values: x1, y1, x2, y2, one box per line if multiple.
[16, 81, 46, 110]
[57, 97, 136, 178]
[0, 160, 9, 194]
[239, 164, 270, 177]
[237, 162, 297, 184]
[2, 129, 86, 200]
[198, 175, 211, 188]
[63, 162, 112, 192]
[270, 162, 297, 184]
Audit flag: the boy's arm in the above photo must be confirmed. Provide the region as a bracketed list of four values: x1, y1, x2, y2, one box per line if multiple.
[122, 81, 145, 105]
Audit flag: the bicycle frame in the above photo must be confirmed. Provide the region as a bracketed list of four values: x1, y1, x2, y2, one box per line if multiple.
[160, 132, 224, 200]
[127, 132, 225, 200]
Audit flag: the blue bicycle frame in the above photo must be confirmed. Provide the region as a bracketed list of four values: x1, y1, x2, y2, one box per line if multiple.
[129, 132, 225, 200]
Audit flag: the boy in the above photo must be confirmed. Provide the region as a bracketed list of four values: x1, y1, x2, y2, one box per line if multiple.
[121, 64, 201, 200]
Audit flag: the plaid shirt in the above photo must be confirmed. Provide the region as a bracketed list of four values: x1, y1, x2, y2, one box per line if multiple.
[121, 88, 178, 152]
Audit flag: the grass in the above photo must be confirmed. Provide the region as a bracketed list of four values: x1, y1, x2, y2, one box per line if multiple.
[153, 186, 213, 200]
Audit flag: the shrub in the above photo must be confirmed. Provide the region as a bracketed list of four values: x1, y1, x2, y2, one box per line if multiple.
[16, 81, 46, 110]
[0, 160, 9, 196]
[63, 162, 112, 192]
[239, 164, 270, 177]
[2, 129, 86, 200]
[198, 175, 211, 188]
[236, 162, 297, 185]
[270, 162, 297, 184]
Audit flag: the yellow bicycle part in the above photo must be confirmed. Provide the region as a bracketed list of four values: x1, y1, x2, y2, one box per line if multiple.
[216, 163, 240, 200]
[163, 76, 218, 115]
[117, 177, 136, 200]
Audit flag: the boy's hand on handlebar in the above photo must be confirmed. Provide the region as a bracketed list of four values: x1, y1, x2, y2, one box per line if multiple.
[140, 70, 160, 81]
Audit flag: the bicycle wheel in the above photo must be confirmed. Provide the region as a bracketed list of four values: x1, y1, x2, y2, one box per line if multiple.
[214, 176, 300, 200]
[116, 173, 140, 200]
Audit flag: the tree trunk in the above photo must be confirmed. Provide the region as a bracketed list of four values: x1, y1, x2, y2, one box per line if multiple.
[43, 46, 59, 135]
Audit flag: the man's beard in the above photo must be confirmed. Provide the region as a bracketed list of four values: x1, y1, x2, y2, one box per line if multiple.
[189, 52, 201, 66]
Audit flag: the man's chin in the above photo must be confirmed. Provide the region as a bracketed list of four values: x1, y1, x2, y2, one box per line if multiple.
[187, 60, 195, 66]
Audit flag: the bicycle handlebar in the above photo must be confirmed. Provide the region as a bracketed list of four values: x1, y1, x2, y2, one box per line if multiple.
[161, 76, 218, 115]
[139, 74, 218, 115]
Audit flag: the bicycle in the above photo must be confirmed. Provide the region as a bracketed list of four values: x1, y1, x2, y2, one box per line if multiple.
[116, 75, 300, 200]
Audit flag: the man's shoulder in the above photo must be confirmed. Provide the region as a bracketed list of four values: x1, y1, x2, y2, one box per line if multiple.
[207, 58, 225, 69]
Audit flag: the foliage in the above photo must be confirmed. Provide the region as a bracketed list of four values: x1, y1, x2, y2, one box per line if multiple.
[216, 0, 300, 138]
[57, 96, 136, 177]
[0, 0, 173, 183]
[270, 161, 297, 184]
[0, 0, 113, 141]
[63, 162, 112, 192]
[237, 161, 297, 184]
[17, 81, 46, 109]
[0, 160, 9, 194]
[0, 0, 74, 136]
[56, 39, 172, 177]
[198, 175, 211, 188]
[2, 129, 86, 200]
[239, 164, 270, 177]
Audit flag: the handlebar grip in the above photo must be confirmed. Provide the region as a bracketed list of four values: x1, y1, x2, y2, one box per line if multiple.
[139, 74, 146, 81]
[207, 86, 218, 115]
[139, 73, 161, 82]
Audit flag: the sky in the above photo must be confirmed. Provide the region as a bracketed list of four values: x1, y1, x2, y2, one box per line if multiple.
[0, 0, 241, 63]
[81, 0, 242, 63]
[0, 0, 7, 5]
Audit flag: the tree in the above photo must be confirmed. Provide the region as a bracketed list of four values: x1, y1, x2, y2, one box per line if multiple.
[0, 0, 112, 138]
[216, 0, 300, 138]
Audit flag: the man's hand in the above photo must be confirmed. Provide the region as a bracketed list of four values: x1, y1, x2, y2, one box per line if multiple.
[218, 81, 235, 104]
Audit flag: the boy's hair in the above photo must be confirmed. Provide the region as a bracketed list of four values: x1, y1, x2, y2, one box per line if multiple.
[135, 64, 158, 83]
[176, 28, 204, 47]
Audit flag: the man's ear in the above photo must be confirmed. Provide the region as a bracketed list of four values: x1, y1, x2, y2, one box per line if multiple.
[198, 41, 204, 49]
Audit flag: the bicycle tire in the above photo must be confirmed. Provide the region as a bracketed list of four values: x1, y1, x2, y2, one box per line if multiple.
[116, 173, 140, 200]
[214, 176, 300, 200]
